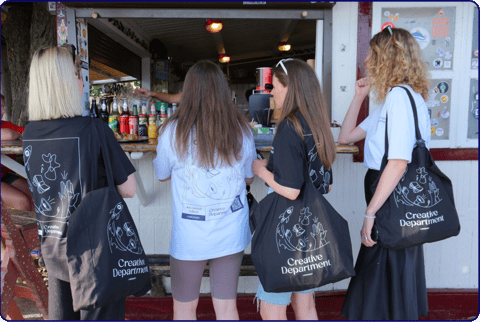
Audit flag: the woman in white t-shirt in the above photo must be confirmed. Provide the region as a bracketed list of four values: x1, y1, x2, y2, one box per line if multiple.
[338, 27, 431, 320]
[153, 61, 256, 320]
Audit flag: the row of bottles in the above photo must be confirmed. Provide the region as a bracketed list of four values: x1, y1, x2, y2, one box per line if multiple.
[90, 98, 177, 139]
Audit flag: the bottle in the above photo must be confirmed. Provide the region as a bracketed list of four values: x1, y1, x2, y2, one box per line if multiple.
[108, 98, 120, 133]
[148, 102, 157, 139]
[138, 102, 148, 137]
[172, 103, 177, 114]
[90, 99, 99, 118]
[120, 98, 130, 134]
[100, 98, 109, 124]
[129, 104, 139, 135]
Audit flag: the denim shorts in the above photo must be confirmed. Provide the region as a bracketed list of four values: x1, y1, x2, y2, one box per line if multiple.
[255, 279, 315, 306]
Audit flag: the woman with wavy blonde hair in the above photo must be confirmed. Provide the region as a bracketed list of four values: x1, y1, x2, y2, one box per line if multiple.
[338, 27, 431, 320]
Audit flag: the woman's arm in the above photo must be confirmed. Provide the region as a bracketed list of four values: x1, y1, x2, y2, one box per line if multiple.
[253, 159, 300, 200]
[337, 77, 370, 145]
[245, 177, 254, 185]
[133, 88, 182, 104]
[361, 159, 408, 247]
[1, 128, 22, 140]
[117, 174, 136, 198]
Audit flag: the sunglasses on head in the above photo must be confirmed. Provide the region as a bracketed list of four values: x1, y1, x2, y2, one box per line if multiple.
[275, 58, 294, 75]
[59, 44, 76, 67]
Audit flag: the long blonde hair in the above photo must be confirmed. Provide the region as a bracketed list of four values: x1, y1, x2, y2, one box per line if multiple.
[366, 27, 430, 103]
[273, 59, 336, 169]
[159, 60, 251, 168]
[28, 46, 83, 120]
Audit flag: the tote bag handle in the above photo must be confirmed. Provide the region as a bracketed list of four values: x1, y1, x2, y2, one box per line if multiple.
[384, 86, 425, 159]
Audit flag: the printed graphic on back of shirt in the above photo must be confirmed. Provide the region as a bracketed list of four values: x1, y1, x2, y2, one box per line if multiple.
[181, 136, 244, 221]
[23, 138, 82, 240]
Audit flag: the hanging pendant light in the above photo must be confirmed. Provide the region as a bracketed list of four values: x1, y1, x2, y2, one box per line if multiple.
[277, 42, 292, 52]
[219, 54, 231, 63]
[205, 19, 223, 33]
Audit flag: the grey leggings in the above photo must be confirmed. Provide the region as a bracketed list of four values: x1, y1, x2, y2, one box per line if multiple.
[170, 251, 244, 302]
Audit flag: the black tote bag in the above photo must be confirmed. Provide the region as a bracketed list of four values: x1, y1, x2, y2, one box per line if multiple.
[251, 146, 354, 293]
[371, 86, 460, 249]
[66, 122, 151, 311]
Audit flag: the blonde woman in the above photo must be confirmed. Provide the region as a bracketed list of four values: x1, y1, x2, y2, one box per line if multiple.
[23, 46, 136, 320]
[338, 27, 430, 320]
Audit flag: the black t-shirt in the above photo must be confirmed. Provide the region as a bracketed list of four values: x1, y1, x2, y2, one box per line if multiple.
[23, 116, 136, 281]
[267, 113, 333, 194]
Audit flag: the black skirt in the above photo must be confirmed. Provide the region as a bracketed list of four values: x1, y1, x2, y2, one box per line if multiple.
[341, 169, 428, 320]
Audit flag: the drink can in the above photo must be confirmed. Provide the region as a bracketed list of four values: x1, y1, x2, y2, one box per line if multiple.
[120, 115, 129, 133]
[108, 115, 119, 132]
[129, 116, 138, 135]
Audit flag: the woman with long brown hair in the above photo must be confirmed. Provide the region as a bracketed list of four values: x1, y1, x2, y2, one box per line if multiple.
[339, 27, 430, 319]
[252, 58, 336, 320]
[153, 60, 256, 320]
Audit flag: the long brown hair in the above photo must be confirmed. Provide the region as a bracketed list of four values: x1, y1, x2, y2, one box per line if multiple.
[366, 27, 430, 102]
[273, 59, 336, 168]
[159, 60, 251, 168]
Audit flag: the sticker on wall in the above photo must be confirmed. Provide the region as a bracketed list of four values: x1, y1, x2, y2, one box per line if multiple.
[444, 52, 452, 60]
[382, 22, 395, 31]
[433, 87, 440, 94]
[431, 127, 435, 135]
[472, 58, 479, 69]
[431, 119, 439, 126]
[437, 48, 444, 56]
[428, 109, 432, 119]
[444, 61, 451, 69]
[427, 100, 440, 108]
[431, 39, 437, 45]
[445, 37, 450, 47]
[437, 82, 449, 93]
[433, 58, 443, 68]
[475, 92, 478, 101]
[441, 95, 449, 103]
[435, 128, 444, 137]
[384, 11, 390, 17]
[388, 13, 399, 22]
[441, 110, 450, 119]
[474, 50, 479, 57]
[473, 106, 479, 119]
[432, 18, 449, 38]
[410, 27, 430, 50]
[438, 9, 445, 16]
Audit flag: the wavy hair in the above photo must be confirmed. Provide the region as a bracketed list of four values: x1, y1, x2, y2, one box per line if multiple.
[366, 27, 430, 103]
[28, 46, 83, 121]
[159, 60, 251, 168]
[273, 59, 336, 169]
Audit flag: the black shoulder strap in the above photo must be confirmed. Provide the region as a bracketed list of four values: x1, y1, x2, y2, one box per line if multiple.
[384, 86, 425, 158]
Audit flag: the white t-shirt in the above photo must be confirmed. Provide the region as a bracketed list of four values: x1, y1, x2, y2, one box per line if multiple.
[153, 122, 256, 260]
[359, 85, 431, 170]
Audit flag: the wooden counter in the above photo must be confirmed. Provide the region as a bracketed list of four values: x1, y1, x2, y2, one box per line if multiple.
[2, 139, 358, 154]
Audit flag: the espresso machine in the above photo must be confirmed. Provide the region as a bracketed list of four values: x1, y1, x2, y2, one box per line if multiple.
[249, 67, 273, 127]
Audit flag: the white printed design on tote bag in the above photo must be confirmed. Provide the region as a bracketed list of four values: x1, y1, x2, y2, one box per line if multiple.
[276, 206, 329, 253]
[393, 167, 442, 208]
[107, 203, 144, 254]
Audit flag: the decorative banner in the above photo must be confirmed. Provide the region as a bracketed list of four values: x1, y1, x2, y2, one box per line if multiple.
[76, 18, 88, 68]
[56, 3, 68, 45]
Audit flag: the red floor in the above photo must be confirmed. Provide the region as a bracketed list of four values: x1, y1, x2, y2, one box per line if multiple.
[125, 289, 479, 320]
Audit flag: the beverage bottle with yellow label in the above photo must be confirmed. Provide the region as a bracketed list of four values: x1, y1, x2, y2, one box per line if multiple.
[148, 101, 157, 138]
[108, 98, 120, 132]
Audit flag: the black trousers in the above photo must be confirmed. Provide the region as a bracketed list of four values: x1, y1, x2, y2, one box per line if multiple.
[49, 276, 125, 320]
